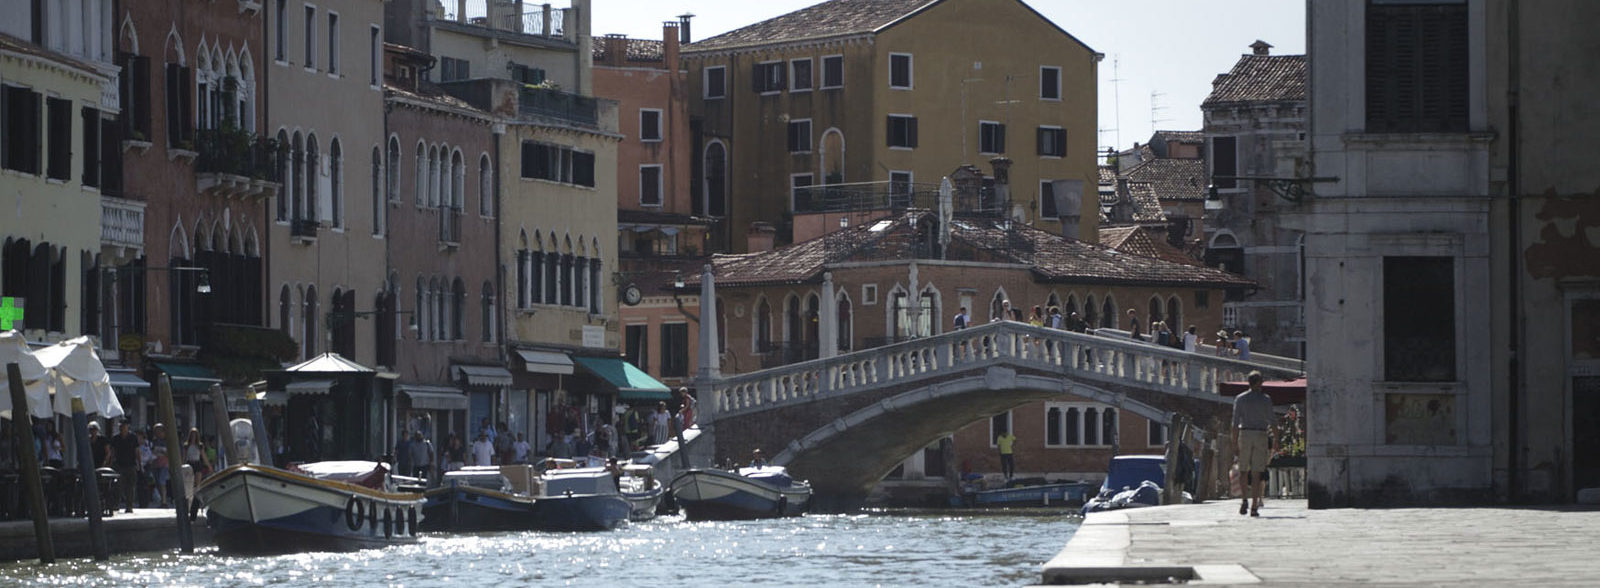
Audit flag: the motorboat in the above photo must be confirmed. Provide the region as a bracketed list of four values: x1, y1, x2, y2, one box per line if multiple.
[197, 461, 424, 554]
[1080, 455, 1188, 515]
[419, 465, 541, 532]
[670, 466, 812, 521]
[618, 464, 664, 522]
[953, 477, 1099, 508]
[532, 466, 631, 531]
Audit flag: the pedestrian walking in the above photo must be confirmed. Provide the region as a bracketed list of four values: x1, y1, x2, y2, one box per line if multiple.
[110, 421, 142, 512]
[953, 306, 970, 330]
[408, 431, 434, 481]
[1233, 330, 1252, 361]
[1232, 371, 1276, 517]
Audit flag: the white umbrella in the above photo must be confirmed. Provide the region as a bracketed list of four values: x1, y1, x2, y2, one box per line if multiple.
[0, 330, 51, 420]
[32, 336, 123, 418]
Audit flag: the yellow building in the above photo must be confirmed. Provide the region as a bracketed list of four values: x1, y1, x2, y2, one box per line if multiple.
[682, 0, 1100, 253]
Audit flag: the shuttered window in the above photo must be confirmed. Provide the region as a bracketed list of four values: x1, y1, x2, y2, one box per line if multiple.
[1211, 136, 1237, 189]
[1365, 0, 1468, 133]
[887, 115, 917, 149]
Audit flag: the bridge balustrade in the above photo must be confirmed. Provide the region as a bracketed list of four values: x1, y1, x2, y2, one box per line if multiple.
[709, 321, 1303, 420]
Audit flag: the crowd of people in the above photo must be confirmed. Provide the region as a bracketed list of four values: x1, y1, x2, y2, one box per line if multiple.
[392, 388, 699, 483]
[0, 418, 216, 517]
[959, 299, 1253, 359]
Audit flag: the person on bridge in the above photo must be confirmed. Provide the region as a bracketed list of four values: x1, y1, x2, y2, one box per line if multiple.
[1233, 330, 1252, 361]
[996, 430, 1017, 480]
[1127, 309, 1143, 340]
[749, 448, 769, 468]
[953, 306, 970, 329]
[1232, 371, 1276, 517]
[1183, 325, 1199, 353]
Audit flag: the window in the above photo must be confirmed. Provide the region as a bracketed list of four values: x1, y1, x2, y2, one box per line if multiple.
[478, 154, 493, 216]
[661, 323, 688, 377]
[886, 115, 917, 149]
[275, 0, 287, 61]
[1037, 126, 1066, 157]
[81, 107, 102, 188]
[46, 97, 71, 181]
[326, 12, 339, 75]
[753, 61, 785, 93]
[639, 164, 662, 206]
[371, 145, 383, 235]
[438, 57, 470, 82]
[1366, 0, 1468, 133]
[787, 119, 811, 153]
[889, 53, 912, 89]
[303, 5, 316, 69]
[519, 141, 595, 187]
[978, 121, 1005, 154]
[790, 58, 812, 92]
[625, 324, 649, 371]
[117, 53, 152, 140]
[1040, 180, 1058, 218]
[1211, 136, 1237, 189]
[510, 64, 545, 85]
[369, 25, 380, 86]
[165, 64, 193, 147]
[639, 109, 662, 142]
[386, 137, 400, 202]
[703, 66, 725, 99]
[989, 411, 1012, 447]
[862, 284, 878, 305]
[821, 55, 843, 89]
[1, 86, 41, 174]
[1195, 290, 1210, 309]
[1149, 420, 1169, 447]
[890, 171, 913, 206]
[1044, 403, 1117, 447]
[1040, 65, 1061, 100]
[790, 173, 813, 211]
[329, 138, 343, 228]
[1383, 256, 1455, 382]
[481, 282, 496, 343]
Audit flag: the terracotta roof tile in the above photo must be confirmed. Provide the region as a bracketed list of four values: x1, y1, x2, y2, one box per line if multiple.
[702, 212, 1251, 289]
[1126, 182, 1166, 223]
[1150, 130, 1204, 145]
[684, 0, 935, 52]
[1098, 226, 1204, 267]
[1202, 54, 1306, 107]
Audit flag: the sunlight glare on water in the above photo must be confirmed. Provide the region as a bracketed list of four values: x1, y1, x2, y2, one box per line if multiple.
[0, 510, 1077, 587]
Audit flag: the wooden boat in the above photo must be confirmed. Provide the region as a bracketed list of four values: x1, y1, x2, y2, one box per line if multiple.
[532, 467, 631, 531]
[670, 466, 812, 521]
[196, 461, 423, 554]
[619, 464, 664, 522]
[419, 465, 541, 532]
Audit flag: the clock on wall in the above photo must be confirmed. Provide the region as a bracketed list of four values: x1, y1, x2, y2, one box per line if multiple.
[622, 284, 643, 306]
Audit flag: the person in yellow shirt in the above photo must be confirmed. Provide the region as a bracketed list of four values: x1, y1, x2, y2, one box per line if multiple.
[996, 431, 1017, 480]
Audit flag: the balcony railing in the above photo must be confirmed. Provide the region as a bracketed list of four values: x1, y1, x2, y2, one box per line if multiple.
[291, 218, 320, 239]
[502, 6, 566, 36]
[100, 195, 145, 252]
[517, 86, 597, 127]
[439, 208, 462, 245]
[195, 128, 282, 182]
[791, 181, 1005, 216]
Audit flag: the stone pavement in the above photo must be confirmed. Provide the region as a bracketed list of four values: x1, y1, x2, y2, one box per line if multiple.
[1039, 499, 1600, 586]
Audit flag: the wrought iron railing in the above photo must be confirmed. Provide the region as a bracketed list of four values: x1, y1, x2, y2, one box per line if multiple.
[503, 6, 566, 36]
[291, 218, 319, 238]
[517, 86, 597, 127]
[195, 128, 281, 182]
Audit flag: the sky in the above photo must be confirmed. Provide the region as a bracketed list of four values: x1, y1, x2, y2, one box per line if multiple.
[581, 0, 1306, 153]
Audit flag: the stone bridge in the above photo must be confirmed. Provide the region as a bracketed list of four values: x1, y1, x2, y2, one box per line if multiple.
[684, 318, 1303, 504]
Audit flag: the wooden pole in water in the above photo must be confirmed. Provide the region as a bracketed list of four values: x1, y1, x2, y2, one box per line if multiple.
[246, 393, 272, 466]
[157, 374, 194, 553]
[7, 362, 54, 563]
[69, 397, 109, 560]
[209, 384, 238, 466]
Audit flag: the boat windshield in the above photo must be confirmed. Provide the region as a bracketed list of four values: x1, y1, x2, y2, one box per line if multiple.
[1102, 457, 1166, 492]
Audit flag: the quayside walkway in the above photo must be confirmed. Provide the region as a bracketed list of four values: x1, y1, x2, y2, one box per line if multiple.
[1039, 500, 1600, 586]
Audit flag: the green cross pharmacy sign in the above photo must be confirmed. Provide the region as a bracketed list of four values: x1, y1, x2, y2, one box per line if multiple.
[0, 297, 22, 331]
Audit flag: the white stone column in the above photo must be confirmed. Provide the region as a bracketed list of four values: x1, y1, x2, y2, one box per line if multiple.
[820, 272, 838, 359]
[695, 264, 719, 380]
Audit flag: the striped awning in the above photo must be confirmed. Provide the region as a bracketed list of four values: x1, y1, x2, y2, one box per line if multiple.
[455, 365, 513, 387]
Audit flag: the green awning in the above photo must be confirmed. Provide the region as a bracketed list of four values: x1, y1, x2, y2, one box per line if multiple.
[150, 362, 222, 394]
[572, 357, 671, 400]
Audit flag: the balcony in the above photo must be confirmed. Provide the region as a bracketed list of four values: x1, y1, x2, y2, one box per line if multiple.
[195, 127, 283, 200]
[517, 86, 598, 128]
[100, 195, 146, 258]
[438, 208, 462, 248]
[501, 6, 567, 37]
[290, 218, 319, 243]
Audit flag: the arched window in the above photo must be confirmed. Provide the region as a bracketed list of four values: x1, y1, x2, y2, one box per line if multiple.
[450, 149, 465, 211]
[427, 145, 440, 208]
[478, 153, 493, 216]
[415, 276, 427, 341]
[755, 298, 772, 353]
[702, 141, 727, 217]
[290, 131, 304, 220]
[414, 141, 426, 206]
[452, 278, 466, 340]
[278, 284, 292, 333]
[785, 295, 803, 345]
[836, 292, 853, 352]
[919, 286, 939, 337]
[305, 133, 320, 222]
[1149, 296, 1164, 327]
[1065, 294, 1079, 320]
[481, 281, 496, 343]
[386, 136, 401, 202]
[990, 290, 1008, 322]
[588, 239, 603, 314]
[303, 285, 318, 358]
[805, 293, 821, 357]
[1100, 296, 1116, 329]
[1167, 296, 1182, 333]
[276, 130, 291, 220]
[371, 145, 383, 235]
[329, 138, 343, 228]
[543, 235, 557, 304]
[1085, 294, 1098, 327]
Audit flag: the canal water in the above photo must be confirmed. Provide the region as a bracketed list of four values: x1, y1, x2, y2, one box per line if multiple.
[0, 510, 1078, 586]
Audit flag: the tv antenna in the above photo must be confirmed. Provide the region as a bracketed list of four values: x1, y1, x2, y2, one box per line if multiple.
[1150, 90, 1170, 132]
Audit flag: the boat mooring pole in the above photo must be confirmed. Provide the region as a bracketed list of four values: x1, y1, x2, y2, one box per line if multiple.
[209, 385, 238, 466]
[7, 362, 54, 564]
[157, 375, 194, 553]
[70, 397, 109, 560]
[246, 391, 272, 466]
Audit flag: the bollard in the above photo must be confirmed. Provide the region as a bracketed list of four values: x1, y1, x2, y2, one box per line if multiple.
[70, 398, 109, 560]
[156, 375, 194, 553]
[7, 362, 54, 563]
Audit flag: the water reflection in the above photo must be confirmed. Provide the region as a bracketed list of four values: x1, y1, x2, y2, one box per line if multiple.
[0, 510, 1078, 587]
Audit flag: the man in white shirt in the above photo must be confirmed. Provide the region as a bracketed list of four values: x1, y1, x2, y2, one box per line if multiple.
[513, 433, 531, 463]
[471, 432, 495, 466]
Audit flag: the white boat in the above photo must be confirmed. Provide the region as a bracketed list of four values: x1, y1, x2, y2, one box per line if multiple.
[670, 466, 812, 521]
[196, 461, 424, 553]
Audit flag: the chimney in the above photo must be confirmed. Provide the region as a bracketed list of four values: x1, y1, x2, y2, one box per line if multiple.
[602, 34, 626, 66]
[663, 21, 680, 70]
[1250, 40, 1272, 56]
[677, 13, 694, 44]
[457, 0, 467, 24]
[747, 222, 776, 253]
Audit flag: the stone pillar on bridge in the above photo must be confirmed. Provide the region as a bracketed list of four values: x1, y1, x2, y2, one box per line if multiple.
[820, 272, 838, 360]
[695, 264, 720, 420]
